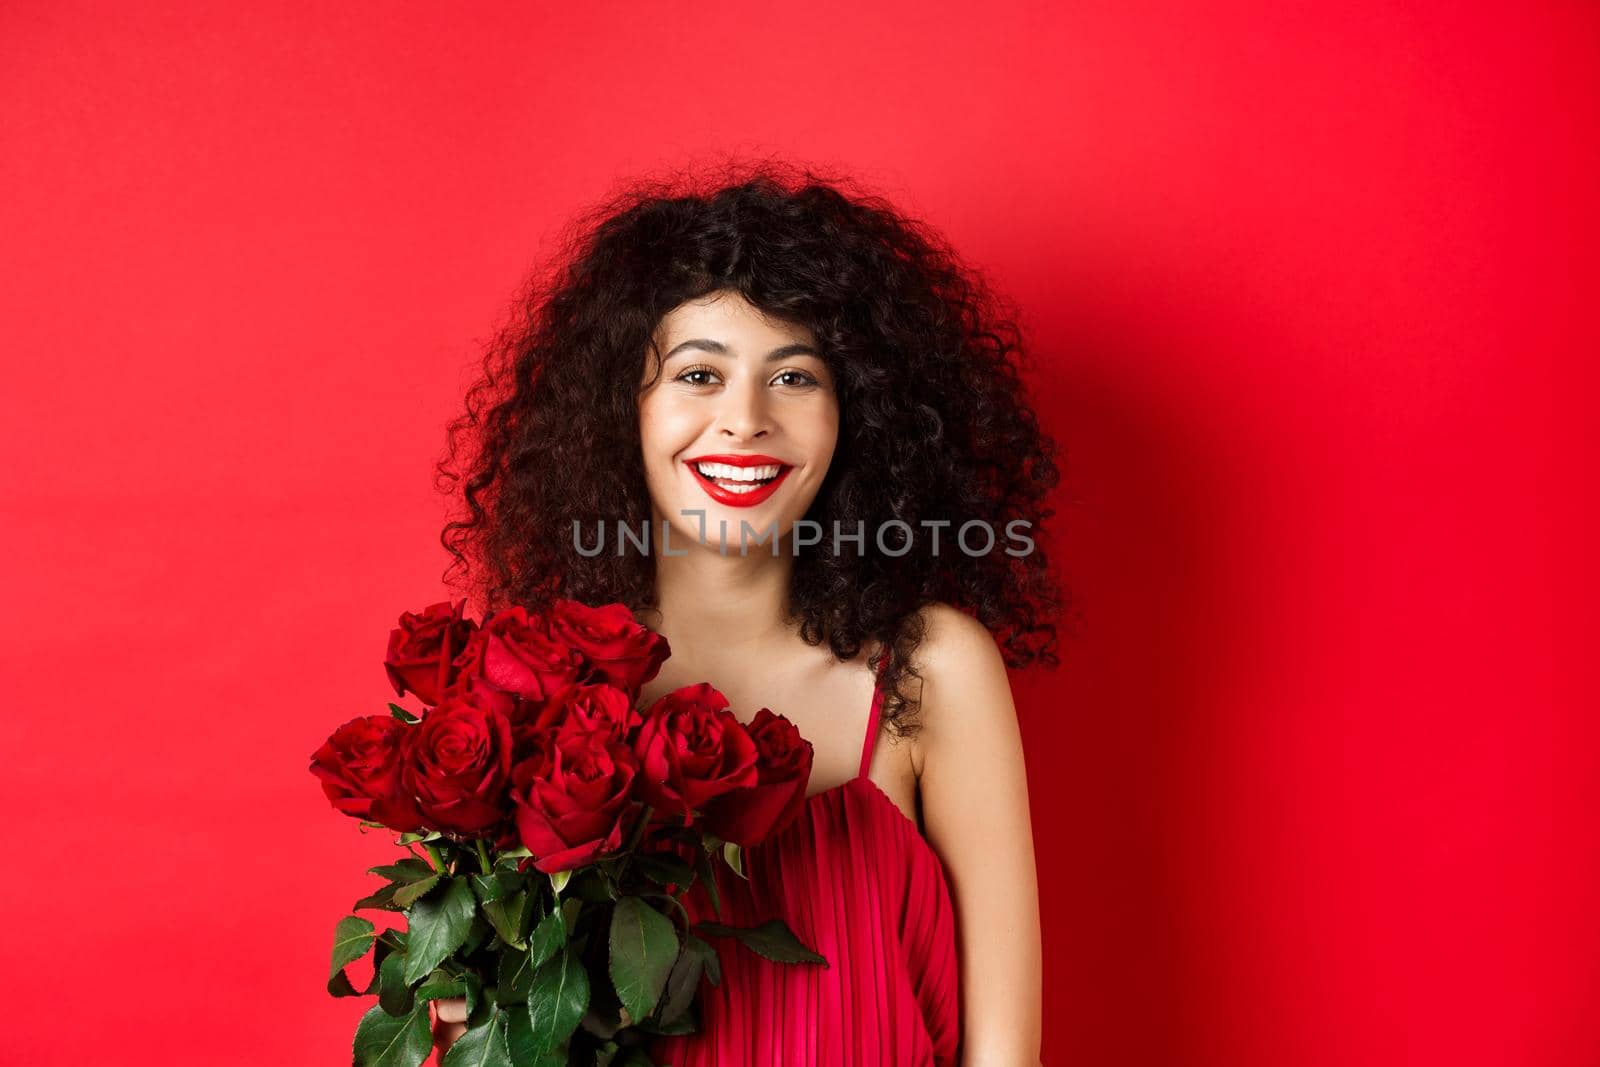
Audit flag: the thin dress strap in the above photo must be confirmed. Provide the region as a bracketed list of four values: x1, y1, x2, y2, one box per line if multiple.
[858, 647, 890, 778]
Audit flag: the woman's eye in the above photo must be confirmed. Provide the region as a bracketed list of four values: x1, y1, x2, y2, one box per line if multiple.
[674, 366, 819, 389]
[675, 366, 718, 386]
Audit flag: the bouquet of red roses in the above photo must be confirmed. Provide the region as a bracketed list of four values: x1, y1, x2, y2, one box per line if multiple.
[311, 598, 825, 1066]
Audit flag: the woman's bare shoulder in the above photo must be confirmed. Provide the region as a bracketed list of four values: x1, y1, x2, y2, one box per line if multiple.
[903, 602, 1013, 758]
[908, 601, 1042, 1063]
[908, 601, 1005, 682]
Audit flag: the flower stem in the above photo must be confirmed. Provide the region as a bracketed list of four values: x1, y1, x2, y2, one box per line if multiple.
[614, 805, 655, 889]
[625, 805, 655, 852]
[424, 842, 449, 875]
[476, 839, 494, 875]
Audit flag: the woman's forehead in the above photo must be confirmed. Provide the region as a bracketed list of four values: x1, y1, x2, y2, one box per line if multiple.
[655, 291, 817, 350]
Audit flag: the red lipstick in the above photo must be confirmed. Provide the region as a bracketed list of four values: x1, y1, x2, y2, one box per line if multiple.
[684, 453, 794, 508]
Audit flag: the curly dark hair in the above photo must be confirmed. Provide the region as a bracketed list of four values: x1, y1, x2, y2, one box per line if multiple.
[435, 158, 1070, 739]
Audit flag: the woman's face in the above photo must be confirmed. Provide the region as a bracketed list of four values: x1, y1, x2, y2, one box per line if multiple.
[638, 290, 839, 553]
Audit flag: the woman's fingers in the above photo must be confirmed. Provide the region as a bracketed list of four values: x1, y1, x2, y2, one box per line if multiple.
[430, 996, 469, 1056]
[432, 998, 467, 1055]
[433, 996, 469, 1024]
[431, 1017, 468, 1057]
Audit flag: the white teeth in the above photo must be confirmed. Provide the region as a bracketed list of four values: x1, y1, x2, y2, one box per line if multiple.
[693, 462, 782, 481]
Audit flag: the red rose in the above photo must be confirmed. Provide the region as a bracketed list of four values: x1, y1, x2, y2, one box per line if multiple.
[436, 675, 613, 763]
[453, 606, 584, 701]
[700, 707, 815, 846]
[438, 673, 552, 765]
[402, 681, 516, 836]
[545, 599, 670, 699]
[309, 715, 425, 833]
[511, 717, 643, 873]
[632, 683, 759, 825]
[384, 600, 477, 707]
[538, 681, 643, 740]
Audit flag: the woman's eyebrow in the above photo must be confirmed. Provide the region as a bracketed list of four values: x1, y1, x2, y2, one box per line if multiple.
[663, 339, 822, 361]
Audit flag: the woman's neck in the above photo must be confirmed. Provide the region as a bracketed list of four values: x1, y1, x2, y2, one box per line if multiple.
[643, 534, 797, 659]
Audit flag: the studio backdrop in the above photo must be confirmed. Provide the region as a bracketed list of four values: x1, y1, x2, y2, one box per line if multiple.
[0, 2, 1587, 1065]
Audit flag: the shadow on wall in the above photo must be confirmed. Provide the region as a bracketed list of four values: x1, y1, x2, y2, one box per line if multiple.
[1010, 249, 1283, 1065]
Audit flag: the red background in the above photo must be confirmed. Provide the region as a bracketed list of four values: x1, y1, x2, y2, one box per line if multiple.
[1, 3, 1590, 1064]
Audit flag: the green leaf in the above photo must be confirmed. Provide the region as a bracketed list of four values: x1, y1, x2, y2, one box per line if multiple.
[470, 871, 512, 904]
[377, 948, 414, 1017]
[329, 915, 377, 995]
[441, 1010, 513, 1067]
[415, 968, 467, 1004]
[461, 909, 494, 956]
[352, 1000, 431, 1067]
[389, 702, 421, 724]
[519, 884, 544, 942]
[482, 889, 530, 948]
[526, 908, 566, 969]
[569, 866, 617, 902]
[392, 873, 443, 909]
[527, 948, 589, 1054]
[548, 869, 571, 896]
[503, 1003, 537, 1062]
[693, 918, 828, 966]
[685, 933, 720, 988]
[331, 935, 392, 999]
[463, 970, 484, 1018]
[353, 882, 402, 912]
[632, 851, 696, 888]
[416, 967, 483, 1019]
[369, 858, 438, 883]
[496, 945, 533, 1006]
[654, 943, 704, 1025]
[608, 896, 678, 1023]
[403, 877, 477, 984]
[506, 1005, 570, 1067]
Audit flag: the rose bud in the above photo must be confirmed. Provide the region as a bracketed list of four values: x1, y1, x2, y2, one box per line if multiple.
[383, 599, 477, 707]
[452, 605, 584, 701]
[402, 681, 516, 837]
[631, 683, 759, 825]
[700, 707, 815, 846]
[511, 718, 644, 874]
[309, 715, 425, 833]
[543, 599, 670, 700]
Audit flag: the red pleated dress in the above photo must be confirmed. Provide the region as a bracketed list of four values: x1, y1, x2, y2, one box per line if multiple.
[649, 657, 961, 1066]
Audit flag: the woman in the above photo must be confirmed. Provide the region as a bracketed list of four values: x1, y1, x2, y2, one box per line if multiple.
[432, 163, 1062, 1065]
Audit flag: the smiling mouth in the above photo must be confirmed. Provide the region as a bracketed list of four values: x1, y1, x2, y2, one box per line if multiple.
[690, 460, 789, 492]
[684, 459, 795, 506]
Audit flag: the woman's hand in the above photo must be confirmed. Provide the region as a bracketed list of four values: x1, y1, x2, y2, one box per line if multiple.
[430, 997, 468, 1061]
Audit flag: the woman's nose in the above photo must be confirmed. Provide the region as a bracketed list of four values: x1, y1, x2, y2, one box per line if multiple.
[716, 380, 772, 440]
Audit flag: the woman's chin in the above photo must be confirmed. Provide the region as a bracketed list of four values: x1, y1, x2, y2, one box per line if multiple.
[656, 509, 801, 555]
